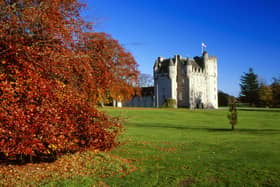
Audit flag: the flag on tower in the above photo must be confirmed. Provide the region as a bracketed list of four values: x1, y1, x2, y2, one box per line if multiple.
[201, 42, 207, 48]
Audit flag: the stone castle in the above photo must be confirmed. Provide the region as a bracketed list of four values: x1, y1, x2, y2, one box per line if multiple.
[153, 51, 218, 109]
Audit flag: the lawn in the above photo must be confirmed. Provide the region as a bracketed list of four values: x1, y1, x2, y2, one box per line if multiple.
[98, 108, 280, 187]
[3, 108, 280, 186]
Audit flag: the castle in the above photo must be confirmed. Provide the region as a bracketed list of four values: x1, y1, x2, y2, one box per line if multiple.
[153, 51, 218, 109]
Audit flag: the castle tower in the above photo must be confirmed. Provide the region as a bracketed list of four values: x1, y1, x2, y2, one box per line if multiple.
[184, 58, 192, 108]
[203, 51, 218, 108]
[153, 57, 161, 107]
[169, 55, 177, 106]
[153, 56, 177, 107]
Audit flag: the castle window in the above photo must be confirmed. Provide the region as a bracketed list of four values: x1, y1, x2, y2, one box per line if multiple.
[179, 92, 182, 100]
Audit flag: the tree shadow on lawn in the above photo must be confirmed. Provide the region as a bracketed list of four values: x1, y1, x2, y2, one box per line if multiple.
[238, 108, 280, 113]
[133, 123, 280, 135]
[0, 152, 57, 166]
[206, 128, 280, 135]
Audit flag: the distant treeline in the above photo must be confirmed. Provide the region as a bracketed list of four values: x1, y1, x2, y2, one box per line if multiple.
[219, 68, 280, 108]
[218, 91, 234, 107]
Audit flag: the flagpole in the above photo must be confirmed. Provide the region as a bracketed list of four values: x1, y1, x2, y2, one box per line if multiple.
[201, 42, 207, 54]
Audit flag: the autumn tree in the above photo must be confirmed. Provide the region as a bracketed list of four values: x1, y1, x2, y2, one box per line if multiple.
[259, 84, 273, 107]
[0, 0, 124, 162]
[239, 68, 260, 106]
[271, 77, 280, 107]
[79, 32, 139, 105]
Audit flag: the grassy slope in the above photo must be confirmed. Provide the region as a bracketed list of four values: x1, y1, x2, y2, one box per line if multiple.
[46, 108, 280, 186]
[103, 108, 280, 187]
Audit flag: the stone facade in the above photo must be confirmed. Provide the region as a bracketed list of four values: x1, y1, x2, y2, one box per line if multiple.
[153, 51, 218, 109]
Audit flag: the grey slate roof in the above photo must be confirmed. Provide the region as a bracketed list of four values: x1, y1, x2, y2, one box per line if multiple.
[156, 55, 205, 73]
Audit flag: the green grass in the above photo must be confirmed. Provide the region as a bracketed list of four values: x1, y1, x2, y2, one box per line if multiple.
[47, 108, 280, 186]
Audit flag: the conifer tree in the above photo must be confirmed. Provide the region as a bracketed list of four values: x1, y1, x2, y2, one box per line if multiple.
[239, 68, 259, 106]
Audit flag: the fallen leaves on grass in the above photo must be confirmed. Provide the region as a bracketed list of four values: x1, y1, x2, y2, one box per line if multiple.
[178, 177, 195, 187]
[0, 150, 136, 186]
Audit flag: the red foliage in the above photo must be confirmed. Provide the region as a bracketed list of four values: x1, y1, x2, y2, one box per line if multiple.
[0, 64, 121, 157]
[0, 0, 128, 162]
[80, 32, 139, 104]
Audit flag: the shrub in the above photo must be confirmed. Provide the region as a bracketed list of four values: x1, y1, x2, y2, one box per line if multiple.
[162, 98, 177, 108]
[227, 98, 238, 130]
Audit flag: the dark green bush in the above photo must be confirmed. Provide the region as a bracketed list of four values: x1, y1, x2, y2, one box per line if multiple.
[228, 98, 238, 130]
[162, 98, 177, 108]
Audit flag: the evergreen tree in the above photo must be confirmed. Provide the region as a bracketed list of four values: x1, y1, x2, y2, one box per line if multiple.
[239, 68, 260, 106]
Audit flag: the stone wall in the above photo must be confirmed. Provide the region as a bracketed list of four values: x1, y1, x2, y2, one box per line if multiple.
[123, 96, 154, 107]
[154, 73, 171, 107]
[188, 72, 207, 108]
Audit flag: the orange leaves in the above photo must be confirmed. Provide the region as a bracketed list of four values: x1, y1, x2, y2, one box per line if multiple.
[0, 1, 127, 163]
[0, 62, 122, 161]
[79, 32, 139, 103]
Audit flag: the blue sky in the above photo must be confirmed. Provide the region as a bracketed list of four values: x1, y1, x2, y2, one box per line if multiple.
[81, 0, 280, 96]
